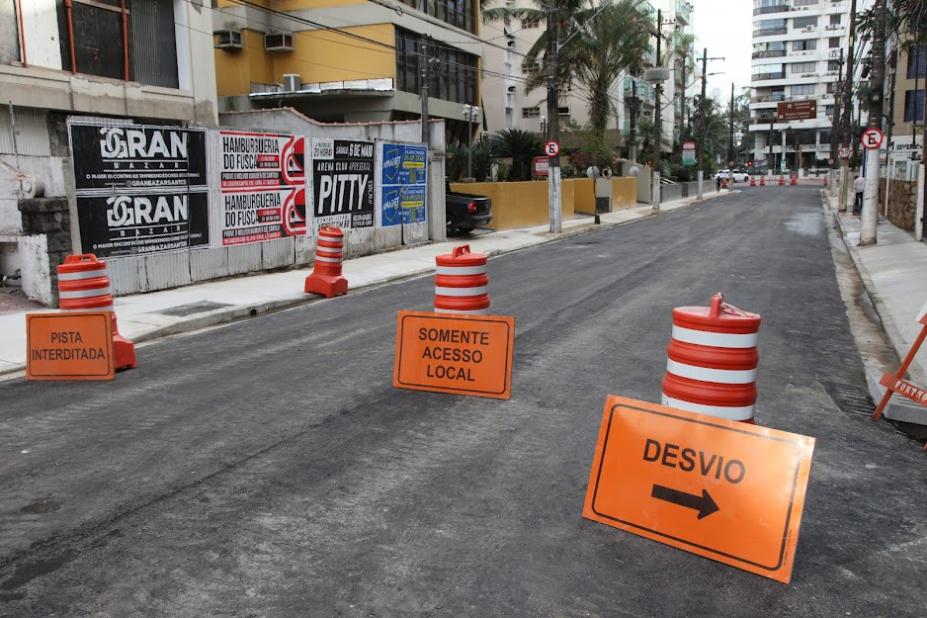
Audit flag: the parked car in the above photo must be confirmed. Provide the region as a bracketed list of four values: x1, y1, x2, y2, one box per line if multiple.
[714, 169, 750, 183]
[446, 181, 492, 235]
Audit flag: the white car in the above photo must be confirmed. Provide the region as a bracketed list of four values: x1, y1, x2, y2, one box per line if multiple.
[714, 169, 750, 183]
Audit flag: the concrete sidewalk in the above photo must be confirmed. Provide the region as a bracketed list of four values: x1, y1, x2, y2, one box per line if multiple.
[0, 191, 726, 375]
[826, 191, 927, 425]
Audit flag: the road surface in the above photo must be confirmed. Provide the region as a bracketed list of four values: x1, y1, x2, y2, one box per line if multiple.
[1, 186, 925, 616]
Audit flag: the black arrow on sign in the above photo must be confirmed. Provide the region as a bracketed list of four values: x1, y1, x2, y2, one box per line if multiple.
[651, 484, 719, 520]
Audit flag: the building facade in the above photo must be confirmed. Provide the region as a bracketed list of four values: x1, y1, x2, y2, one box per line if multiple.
[749, 0, 854, 171]
[884, 35, 926, 180]
[211, 0, 481, 142]
[0, 0, 217, 300]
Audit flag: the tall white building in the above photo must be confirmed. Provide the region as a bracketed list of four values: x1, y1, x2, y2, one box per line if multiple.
[749, 0, 853, 171]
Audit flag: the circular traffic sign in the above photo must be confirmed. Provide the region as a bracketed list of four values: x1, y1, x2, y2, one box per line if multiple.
[838, 145, 851, 159]
[544, 141, 560, 157]
[860, 127, 884, 150]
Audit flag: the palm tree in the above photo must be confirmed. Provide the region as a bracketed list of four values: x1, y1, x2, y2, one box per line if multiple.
[492, 129, 542, 180]
[483, 0, 651, 138]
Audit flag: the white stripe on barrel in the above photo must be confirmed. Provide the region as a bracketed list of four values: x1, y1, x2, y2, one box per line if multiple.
[666, 359, 757, 385]
[59, 286, 112, 299]
[661, 394, 755, 421]
[434, 285, 488, 297]
[671, 325, 758, 349]
[436, 265, 486, 276]
[57, 268, 108, 281]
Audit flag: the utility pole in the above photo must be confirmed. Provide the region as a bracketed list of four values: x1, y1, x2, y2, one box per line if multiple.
[420, 36, 432, 145]
[830, 55, 844, 169]
[861, 0, 886, 245]
[698, 48, 707, 173]
[629, 79, 638, 160]
[653, 9, 663, 182]
[728, 82, 735, 165]
[769, 117, 774, 175]
[546, 4, 562, 233]
[838, 0, 857, 212]
[680, 51, 687, 145]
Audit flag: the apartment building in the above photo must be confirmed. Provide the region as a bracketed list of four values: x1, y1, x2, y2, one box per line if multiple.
[884, 35, 926, 180]
[749, 0, 854, 171]
[480, 0, 691, 158]
[211, 0, 481, 142]
[0, 0, 217, 295]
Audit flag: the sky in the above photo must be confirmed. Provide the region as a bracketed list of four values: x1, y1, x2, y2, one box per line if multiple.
[691, 0, 753, 103]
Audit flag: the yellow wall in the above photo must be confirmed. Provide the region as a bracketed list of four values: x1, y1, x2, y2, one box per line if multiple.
[214, 24, 396, 97]
[450, 181, 574, 230]
[566, 177, 638, 214]
[611, 177, 637, 208]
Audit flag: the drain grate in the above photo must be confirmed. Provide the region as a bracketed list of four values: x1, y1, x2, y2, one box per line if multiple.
[157, 301, 233, 317]
[822, 380, 874, 417]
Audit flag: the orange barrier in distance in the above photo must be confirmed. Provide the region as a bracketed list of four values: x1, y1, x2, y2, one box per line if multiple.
[393, 310, 515, 399]
[582, 395, 815, 584]
[27, 312, 115, 381]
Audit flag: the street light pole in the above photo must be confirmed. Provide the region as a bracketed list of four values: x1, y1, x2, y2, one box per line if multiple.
[861, 0, 886, 246]
[463, 105, 479, 181]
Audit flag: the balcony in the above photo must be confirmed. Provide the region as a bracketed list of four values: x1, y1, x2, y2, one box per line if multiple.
[754, 27, 788, 36]
[753, 93, 786, 103]
[753, 49, 786, 59]
[752, 71, 787, 81]
[753, 5, 789, 15]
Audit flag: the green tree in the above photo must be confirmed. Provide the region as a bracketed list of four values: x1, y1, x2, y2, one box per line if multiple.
[483, 0, 650, 138]
[491, 129, 542, 180]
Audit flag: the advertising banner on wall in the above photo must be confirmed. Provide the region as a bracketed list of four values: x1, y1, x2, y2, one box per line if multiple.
[310, 138, 374, 231]
[218, 131, 306, 246]
[378, 142, 427, 226]
[68, 122, 209, 258]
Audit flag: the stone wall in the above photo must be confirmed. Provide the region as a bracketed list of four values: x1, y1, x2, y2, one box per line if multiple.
[18, 197, 71, 306]
[880, 179, 917, 231]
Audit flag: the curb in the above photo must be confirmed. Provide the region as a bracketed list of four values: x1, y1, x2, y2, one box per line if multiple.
[824, 192, 927, 385]
[0, 192, 719, 378]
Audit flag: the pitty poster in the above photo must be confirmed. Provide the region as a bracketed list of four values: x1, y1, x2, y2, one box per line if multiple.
[379, 142, 427, 226]
[68, 122, 209, 258]
[311, 138, 374, 230]
[219, 131, 306, 245]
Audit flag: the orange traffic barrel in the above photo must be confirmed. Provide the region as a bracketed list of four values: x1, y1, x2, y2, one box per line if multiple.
[790, 174, 798, 186]
[56, 254, 136, 370]
[434, 244, 489, 315]
[304, 226, 348, 297]
[750, 175, 756, 187]
[759, 175, 766, 187]
[778, 175, 785, 186]
[661, 293, 761, 423]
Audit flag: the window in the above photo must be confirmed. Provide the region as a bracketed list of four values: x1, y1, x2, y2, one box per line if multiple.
[397, 0, 475, 33]
[791, 84, 815, 95]
[793, 0, 819, 5]
[828, 59, 841, 71]
[829, 14, 841, 26]
[522, 107, 540, 118]
[793, 16, 818, 29]
[905, 89, 926, 122]
[1, 0, 21, 65]
[57, 0, 178, 87]
[558, 106, 570, 116]
[755, 18, 787, 34]
[824, 104, 835, 117]
[395, 28, 477, 104]
[829, 37, 840, 48]
[793, 39, 817, 51]
[790, 61, 817, 74]
[908, 46, 927, 79]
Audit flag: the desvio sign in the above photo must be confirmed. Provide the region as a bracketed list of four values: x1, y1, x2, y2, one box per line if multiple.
[583, 395, 814, 584]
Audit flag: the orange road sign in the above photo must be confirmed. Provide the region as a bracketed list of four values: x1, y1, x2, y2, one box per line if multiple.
[393, 310, 515, 399]
[582, 395, 815, 584]
[26, 312, 115, 381]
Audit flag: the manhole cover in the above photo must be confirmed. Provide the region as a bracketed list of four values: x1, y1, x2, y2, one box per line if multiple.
[157, 301, 233, 317]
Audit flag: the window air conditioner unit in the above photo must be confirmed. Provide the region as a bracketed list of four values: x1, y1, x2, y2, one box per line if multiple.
[215, 30, 243, 50]
[802, 26, 814, 32]
[265, 33, 294, 52]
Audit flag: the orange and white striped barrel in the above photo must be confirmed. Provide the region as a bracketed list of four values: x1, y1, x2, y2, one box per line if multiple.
[304, 226, 348, 297]
[434, 244, 490, 315]
[778, 175, 785, 186]
[56, 254, 136, 370]
[661, 293, 761, 423]
[750, 175, 756, 187]
[759, 175, 766, 187]
[790, 174, 798, 186]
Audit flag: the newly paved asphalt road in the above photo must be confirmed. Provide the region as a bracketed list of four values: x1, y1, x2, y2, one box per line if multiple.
[1, 187, 925, 616]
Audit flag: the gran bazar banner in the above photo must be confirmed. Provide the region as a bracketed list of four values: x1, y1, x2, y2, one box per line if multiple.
[69, 122, 209, 258]
[219, 131, 306, 246]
